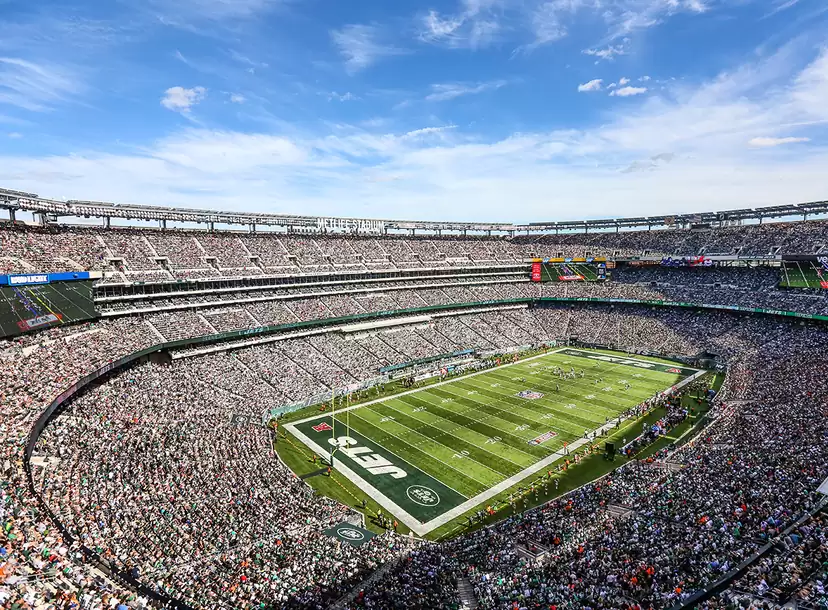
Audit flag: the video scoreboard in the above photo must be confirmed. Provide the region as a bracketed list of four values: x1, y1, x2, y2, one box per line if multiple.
[530, 258, 608, 283]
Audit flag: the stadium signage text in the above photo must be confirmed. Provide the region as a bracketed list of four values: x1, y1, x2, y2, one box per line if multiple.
[17, 313, 61, 331]
[9, 274, 49, 286]
[316, 217, 385, 234]
[528, 430, 558, 446]
[328, 436, 407, 479]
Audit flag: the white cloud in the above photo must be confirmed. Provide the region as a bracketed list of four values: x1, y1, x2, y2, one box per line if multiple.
[529, 1, 572, 46]
[327, 92, 359, 102]
[577, 79, 603, 92]
[618, 77, 630, 85]
[583, 44, 626, 62]
[161, 86, 207, 113]
[607, 0, 710, 40]
[426, 80, 508, 101]
[230, 93, 246, 104]
[402, 125, 457, 139]
[2, 47, 828, 224]
[610, 86, 647, 97]
[765, 0, 800, 16]
[228, 50, 269, 69]
[420, 10, 465, 42]
[331, 24, 405, 73]
[748, 136, 811, 147]
[418, 5, 501, 49]
[0, 57, 81, 112]
[7, 132, 22, 139]
[640, 75, 651, 82]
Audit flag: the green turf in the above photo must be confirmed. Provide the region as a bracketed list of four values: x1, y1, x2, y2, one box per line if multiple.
[779, 262, 828, 289]
[540, 262, 601, 282]
[286, 347, 697, 535]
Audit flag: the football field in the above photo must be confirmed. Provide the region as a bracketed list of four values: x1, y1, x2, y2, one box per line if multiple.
[780, 261, 828, 290]
[286, 348, 698, 536]
[0, 281, 98, 338]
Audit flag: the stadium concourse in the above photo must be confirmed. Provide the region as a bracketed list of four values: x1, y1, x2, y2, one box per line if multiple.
[0, 210, 827, 610]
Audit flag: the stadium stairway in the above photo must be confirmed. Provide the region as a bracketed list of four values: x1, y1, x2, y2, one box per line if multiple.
[457, 576, 479, 609]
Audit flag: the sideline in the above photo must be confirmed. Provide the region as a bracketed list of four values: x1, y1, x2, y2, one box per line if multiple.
[285, 347, 698, 536]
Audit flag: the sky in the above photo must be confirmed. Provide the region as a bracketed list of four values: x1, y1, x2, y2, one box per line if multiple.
[0, 0, 827, 224]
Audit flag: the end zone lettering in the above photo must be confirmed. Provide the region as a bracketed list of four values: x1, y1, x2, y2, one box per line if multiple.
[328, 436, 407, 479]
[312, 422, 333, 432]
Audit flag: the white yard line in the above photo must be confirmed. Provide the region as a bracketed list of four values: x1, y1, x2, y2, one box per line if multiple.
[376, 399, 532, 470]
[345, 409, 499, 489]
[286, 347, 704, 536]
[288, 347, 569, 426]
[384, 394, 544, 462]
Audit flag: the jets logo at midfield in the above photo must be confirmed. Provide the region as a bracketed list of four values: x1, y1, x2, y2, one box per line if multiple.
[407, 485, 440, 507]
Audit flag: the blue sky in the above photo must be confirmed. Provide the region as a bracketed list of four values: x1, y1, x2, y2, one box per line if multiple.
[0, 0, 827, 222]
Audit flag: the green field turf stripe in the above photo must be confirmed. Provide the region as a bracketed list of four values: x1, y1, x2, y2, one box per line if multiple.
[483, 373, 652, 414]
[366, 400, 528, 476]
[435, 382, 602, 436]
[295, 418, 469, 523]
[497, 358, 684, 398]
[355, 403, 519, 481]
[553, 349, 698, 376]
[481, 372, 657, 415]
[423, 385, 554, 434]
[340, 412, 489, 497]
[389, 394, 551, 461]
[521, 356, 682, 385]
[378, 398, 535, 469]
[447, 380, 610, 431]
[395, 393, 556, 457]
[496, 353, 679, 387]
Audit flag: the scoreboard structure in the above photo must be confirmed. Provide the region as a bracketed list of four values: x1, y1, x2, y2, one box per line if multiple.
[530, 258, 608, 283]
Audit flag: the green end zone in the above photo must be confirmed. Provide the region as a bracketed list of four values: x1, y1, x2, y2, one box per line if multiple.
[285, 347, 700, 536]
[296, 419, 467, 523]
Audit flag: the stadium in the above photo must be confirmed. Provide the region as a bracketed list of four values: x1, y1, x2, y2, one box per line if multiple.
[2, 184, 828, 610]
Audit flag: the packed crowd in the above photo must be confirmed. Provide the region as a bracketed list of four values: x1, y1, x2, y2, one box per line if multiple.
[2, 217, 827, 279]
[349, 322, 828, 610]
[3, 278, 828, 609]
[85, 263, 825, 346]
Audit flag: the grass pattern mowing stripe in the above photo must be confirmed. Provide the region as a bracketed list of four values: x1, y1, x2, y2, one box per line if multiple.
[374, 399, 534, 469]
[339, 411, 490, 496]
[361, 402, 522, 478]
[394, 394, 554, 458]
